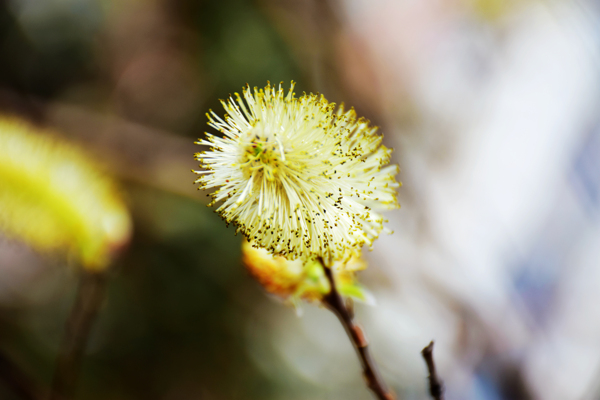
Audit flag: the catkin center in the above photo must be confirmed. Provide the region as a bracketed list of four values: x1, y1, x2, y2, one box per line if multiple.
[240, 127, 287, 182]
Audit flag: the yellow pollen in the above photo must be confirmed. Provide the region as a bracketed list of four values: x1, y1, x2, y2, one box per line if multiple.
[241, 136, 285, 182]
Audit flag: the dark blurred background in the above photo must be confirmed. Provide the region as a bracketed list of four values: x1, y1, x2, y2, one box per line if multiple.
[2, 0, 600, 399]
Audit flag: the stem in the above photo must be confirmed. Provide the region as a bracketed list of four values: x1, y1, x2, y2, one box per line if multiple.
[421, 341, 444, 400]
[320, 258, 395, 400]
[0, 349, 44, 400]
[50, 270, 107, 400]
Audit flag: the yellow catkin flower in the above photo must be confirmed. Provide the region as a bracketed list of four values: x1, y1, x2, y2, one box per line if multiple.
[467, 0, 518, 21]
[241, 240, 372, 304]
[0, 117, 131, 270]
[194, 82, 400, 265]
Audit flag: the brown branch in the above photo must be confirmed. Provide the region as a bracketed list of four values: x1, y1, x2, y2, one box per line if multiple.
[0, 349, 45, 400]
[421, 341, 444, 400]
[320, 258, 395, 400]
[50, 271, 108, 400]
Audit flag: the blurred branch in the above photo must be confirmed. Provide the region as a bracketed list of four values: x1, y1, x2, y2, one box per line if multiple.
[258, 0, 343, 95]
[0, 89, 201, 200]
[421, 341, 444, 400]
[46, 103, 200, 200]
[0, 349, 44, 400]
[258, 0, 384, 121]
[50, 271, 108, 400]
[320, 258, 395, 400]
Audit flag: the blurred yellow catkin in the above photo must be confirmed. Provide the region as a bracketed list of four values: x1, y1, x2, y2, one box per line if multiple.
[0, 117, 131, 270]
[468, 0, 522, 21]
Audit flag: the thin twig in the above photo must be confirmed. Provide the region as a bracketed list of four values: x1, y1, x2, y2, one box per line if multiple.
[320, 258, 395, 400]
[421, 341, 444, 400]
[0, 349, 45, 400]
[50, 271, 108, 400]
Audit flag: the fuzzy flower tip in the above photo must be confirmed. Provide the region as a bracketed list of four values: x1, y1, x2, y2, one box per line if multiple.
[0, 117, 132, 270]
[194, 82, 400, 265]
